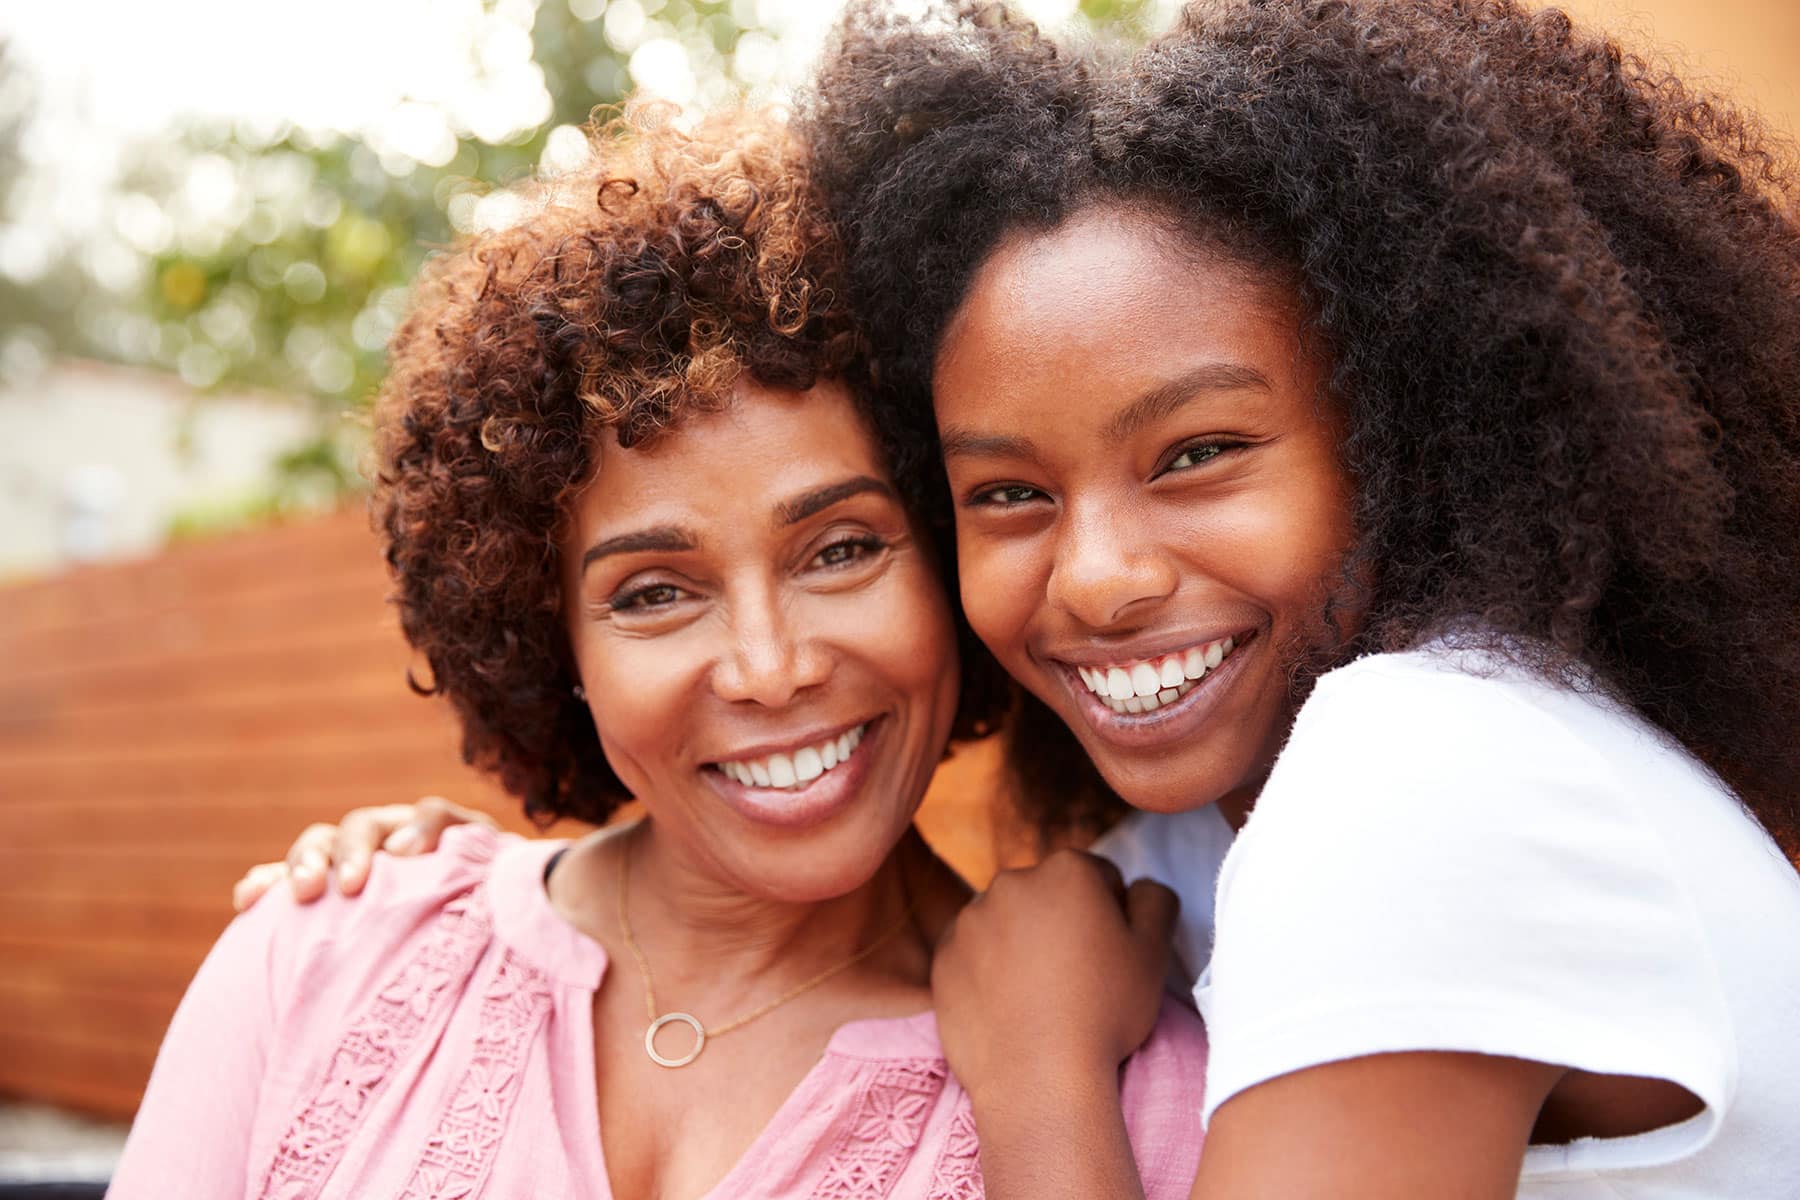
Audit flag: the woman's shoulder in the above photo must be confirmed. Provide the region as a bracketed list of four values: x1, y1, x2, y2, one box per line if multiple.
[1120, 997, 1208, 1195]
[234, 824, 531, 1010]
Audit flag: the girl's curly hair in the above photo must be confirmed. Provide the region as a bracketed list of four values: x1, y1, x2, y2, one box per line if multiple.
[804, 0, 1800, 851]
[373, 108, 1005, 827]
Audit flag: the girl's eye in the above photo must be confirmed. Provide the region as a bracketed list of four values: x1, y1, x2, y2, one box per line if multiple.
[971, 484, 1046, 507]
[1162, 441, 1237, 474]
[813, 535, 886, 569]
[610, 582, 687, 612]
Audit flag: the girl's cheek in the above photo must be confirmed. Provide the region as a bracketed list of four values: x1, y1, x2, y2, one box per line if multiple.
[954, 533, 1036, 657]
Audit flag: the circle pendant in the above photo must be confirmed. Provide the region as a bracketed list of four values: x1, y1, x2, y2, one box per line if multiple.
[645, 1012, 705, 1068]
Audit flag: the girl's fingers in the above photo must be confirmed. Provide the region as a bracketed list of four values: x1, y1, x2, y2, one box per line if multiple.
[1124, 877, 1180, 964]
[385, 796, 495, 856]
[284, 824, 338, 903]
[231, 862, 286, 913]
[333, 804, 420, 894]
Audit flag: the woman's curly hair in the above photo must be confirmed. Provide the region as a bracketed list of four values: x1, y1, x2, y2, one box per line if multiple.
[804, 0, 1800, 851]
[374, 108, 1005, 827]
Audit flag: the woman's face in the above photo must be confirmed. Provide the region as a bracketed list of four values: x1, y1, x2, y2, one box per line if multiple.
[933, 205, 1356, 817]
[562, 380, 960, 902]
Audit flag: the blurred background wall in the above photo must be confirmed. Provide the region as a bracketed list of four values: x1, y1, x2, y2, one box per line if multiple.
[0, 0, 1792, 1180]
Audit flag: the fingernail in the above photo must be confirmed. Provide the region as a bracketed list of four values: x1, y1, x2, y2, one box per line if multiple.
[385, 827, 421, 853]
[294, 853, 324, 880]
[337, 862, 358, 887]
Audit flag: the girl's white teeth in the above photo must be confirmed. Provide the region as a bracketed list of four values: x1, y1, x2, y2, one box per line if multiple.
[1076, 637, 1239, 715]
[717, 725, 865, 791]
[1106, 667, 1131, 700]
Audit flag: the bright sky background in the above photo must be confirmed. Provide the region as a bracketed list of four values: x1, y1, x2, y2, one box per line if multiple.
[1, 0, 1103, 136]
[0, 0, 1113, 273]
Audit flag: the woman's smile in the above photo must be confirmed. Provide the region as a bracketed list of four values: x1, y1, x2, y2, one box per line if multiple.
[562, 379, 962, 900]
[706, 717, 880, 830]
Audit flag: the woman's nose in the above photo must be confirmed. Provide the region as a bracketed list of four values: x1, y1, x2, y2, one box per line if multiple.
[1044, 501, 1180, 630]
[710, 595, 832, 707]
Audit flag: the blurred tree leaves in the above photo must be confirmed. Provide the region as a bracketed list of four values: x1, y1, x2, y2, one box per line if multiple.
[9, 1, 1161, 510]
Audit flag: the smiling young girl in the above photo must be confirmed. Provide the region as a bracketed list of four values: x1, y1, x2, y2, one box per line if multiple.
[801, 0, 1800, 1195]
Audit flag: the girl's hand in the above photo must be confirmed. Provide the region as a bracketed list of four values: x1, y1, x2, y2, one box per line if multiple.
[932, 848, 1180, 1105]
[230, 797, 494, 912]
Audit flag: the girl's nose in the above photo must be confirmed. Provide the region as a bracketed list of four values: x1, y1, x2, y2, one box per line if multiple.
[1044, 501, 1180, 630]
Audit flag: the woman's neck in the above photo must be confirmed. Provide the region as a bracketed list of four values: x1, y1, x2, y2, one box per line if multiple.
[553, 821, 963, 1007]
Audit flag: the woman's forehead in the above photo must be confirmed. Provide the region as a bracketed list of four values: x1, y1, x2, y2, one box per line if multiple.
[577, 378, 896, 521]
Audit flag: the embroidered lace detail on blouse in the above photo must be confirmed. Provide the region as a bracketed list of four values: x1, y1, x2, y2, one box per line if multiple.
[398, 949, 555, 1200]
[925, 1108, 982, 1199]
[257, 888, 494, 1200]
[811, 1060, 947, 1198]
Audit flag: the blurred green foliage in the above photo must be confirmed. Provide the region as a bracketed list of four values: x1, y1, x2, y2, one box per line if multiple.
[6, 1, 1163, 518]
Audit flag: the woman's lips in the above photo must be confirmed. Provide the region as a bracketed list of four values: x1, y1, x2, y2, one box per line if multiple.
[705, 719, 882, 830]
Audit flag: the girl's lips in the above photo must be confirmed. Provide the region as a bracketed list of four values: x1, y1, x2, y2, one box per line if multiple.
[1057, 629, 1259, 751]
[706, 718, 882, 830]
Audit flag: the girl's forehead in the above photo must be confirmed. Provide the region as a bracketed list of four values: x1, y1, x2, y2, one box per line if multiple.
[933, 217, 1314, 441]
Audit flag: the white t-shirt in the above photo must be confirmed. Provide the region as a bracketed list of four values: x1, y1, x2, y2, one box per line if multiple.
[1101, 644, 1800, 1198]
[1091, 800, 1236, 986]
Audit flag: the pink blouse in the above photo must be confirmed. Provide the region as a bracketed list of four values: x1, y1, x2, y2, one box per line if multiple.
[110, 825, 1206, 1198]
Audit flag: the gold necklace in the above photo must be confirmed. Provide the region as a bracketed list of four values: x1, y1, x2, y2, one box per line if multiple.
[616, 827, 918, 1068]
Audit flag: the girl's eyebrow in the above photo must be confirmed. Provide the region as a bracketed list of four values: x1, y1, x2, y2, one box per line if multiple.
[1104, 362, 1273, 442]
[938, 429, 1040, 462]
[939, 362, 1274, 463]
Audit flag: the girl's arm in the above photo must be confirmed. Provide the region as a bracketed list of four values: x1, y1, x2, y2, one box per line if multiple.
[931, 850, 1177, 1200]
[933, 856, 1560, 1200]
[1190, 1051, 1557, 1199]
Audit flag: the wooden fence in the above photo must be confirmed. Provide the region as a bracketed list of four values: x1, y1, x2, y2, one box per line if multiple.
[0, 508, 1013, 1119]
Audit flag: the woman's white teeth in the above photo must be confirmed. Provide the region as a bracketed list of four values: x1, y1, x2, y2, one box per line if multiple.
[717, 725, 865, 790]
[1077, 637, 1238, 715]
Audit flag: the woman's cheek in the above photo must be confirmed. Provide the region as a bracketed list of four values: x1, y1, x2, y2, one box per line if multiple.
[579, 639, 696, 795]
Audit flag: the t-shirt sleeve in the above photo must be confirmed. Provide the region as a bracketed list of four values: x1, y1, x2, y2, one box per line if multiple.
[1195, 657, 1734, 1166]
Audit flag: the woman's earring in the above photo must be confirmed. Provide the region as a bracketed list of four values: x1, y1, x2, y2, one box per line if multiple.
[572, 684, 587, 701]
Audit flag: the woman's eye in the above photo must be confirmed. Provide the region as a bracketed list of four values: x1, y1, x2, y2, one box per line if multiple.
[610, 582, 686, 611]
[972, 484, 1045, 507]
[813, 536, 885, 569]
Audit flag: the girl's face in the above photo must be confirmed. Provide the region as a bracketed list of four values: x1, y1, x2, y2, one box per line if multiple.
[933, 206, 1356, 817]
[562, 380, 961, 901]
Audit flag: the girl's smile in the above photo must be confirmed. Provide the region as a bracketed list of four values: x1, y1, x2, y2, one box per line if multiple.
[933, 204, 1359, 817]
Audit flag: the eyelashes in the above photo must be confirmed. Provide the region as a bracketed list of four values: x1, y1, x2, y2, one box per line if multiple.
[961, 438, 1250, 509]
[604, 534, 891, 614]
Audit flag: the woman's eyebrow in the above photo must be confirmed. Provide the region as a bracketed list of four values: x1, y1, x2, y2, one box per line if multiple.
[776, 475, 897, 526]
[581, 525, 698, 573]
[1104, 362, 1273, 442]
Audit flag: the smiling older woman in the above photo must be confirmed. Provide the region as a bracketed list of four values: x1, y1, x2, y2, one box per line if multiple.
[107, 109, 1205, 1200]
